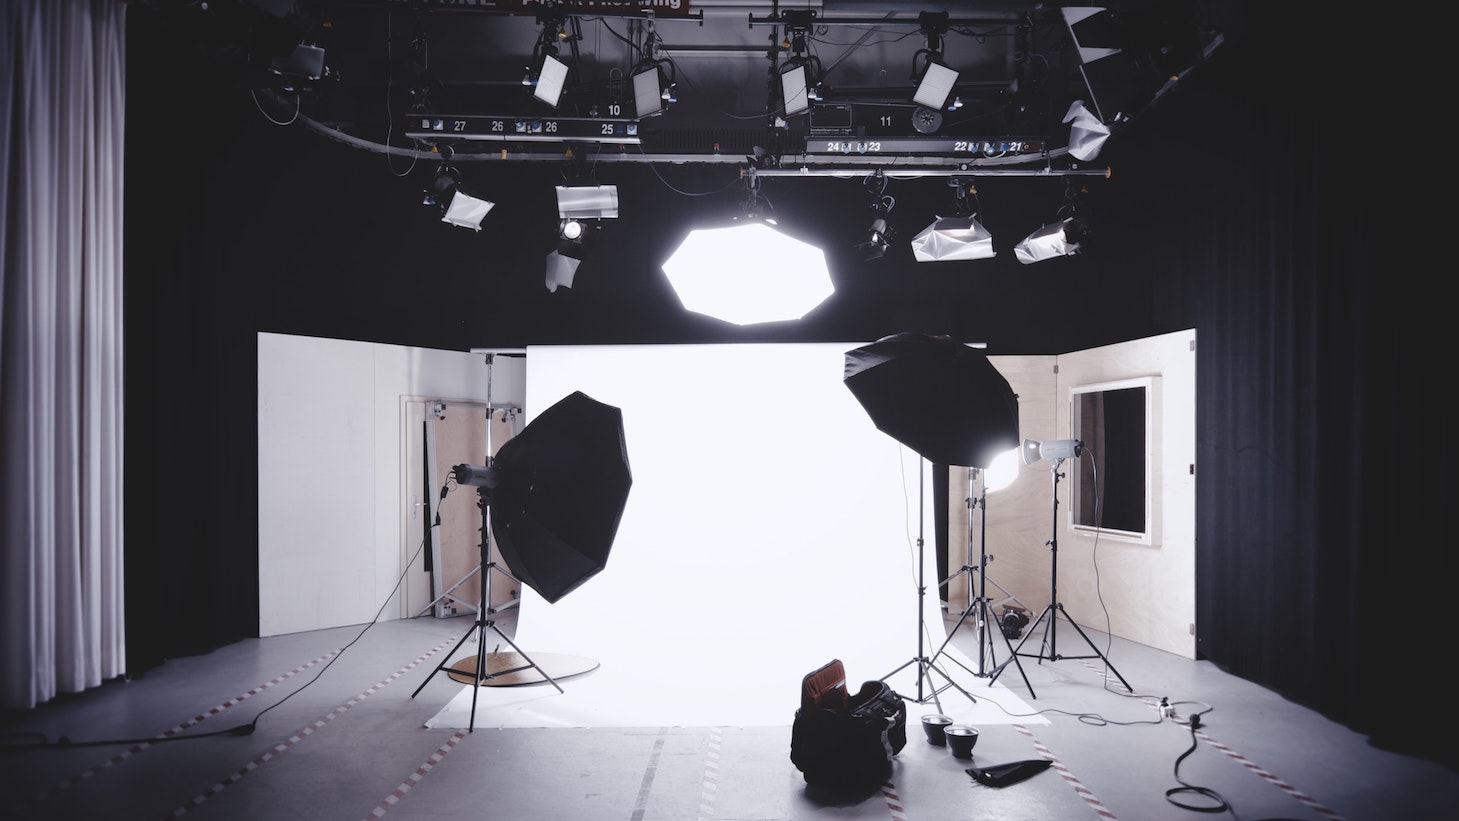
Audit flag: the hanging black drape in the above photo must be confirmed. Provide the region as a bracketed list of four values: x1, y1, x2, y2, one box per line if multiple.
[1098, 10, 1452, 768]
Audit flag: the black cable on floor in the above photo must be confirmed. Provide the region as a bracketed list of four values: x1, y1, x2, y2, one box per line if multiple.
[1165, 712, 1234, 816]
[2, 483, 457, 752]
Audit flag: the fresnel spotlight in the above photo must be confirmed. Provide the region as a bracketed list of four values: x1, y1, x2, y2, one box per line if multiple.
[854, 170, 896, 261]
[421, 151, 493, 231]
[546, 181, 619, 293]
[1015, 179, 1092, 264]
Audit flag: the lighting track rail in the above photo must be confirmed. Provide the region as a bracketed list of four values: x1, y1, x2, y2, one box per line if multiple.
[404, 114, 643, 146]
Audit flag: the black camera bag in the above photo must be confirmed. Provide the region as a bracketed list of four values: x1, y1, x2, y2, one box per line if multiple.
[789, 661, 907, 790]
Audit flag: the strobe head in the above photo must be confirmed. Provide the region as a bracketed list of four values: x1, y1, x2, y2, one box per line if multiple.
[1020, 438, 1083, 465]
[451, 463, 500, 489]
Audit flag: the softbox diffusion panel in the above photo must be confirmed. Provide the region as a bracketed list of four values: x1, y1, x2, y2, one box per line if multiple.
[490, 391, 632, 604]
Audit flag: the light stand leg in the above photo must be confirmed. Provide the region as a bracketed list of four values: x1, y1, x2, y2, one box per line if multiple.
[880, 461, 978, 712]
[1002, 458, 1132, 694]
[933, 469, 1032, 694]
[411, 487, 564, 732]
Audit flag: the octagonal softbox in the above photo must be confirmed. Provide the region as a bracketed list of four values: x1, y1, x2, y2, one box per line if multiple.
[486, 391, 632, 604]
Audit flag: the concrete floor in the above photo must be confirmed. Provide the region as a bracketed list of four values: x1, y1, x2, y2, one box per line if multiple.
[3, 607, 1456, 821]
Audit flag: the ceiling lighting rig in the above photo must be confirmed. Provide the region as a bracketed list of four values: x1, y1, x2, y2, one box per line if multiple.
[160, 0, 1220, 172]
[401, 6, 641, 152]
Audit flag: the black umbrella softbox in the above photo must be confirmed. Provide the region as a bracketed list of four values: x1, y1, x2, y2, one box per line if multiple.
[488, 390, 633, 604]
[843, 333, 1018, 468]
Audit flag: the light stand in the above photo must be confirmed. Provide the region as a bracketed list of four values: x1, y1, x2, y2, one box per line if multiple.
[999, 454, 1131, 695]
[879, 460, 980, 710]
[932, 467, 1031, 692]
[411, 478, 563, 732]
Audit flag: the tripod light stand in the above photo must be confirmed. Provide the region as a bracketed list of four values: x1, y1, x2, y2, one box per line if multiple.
[996, 438, 1131, 696]
[410, 390, 633, 732]
[843, 332, 1021, 711]
[412, 477, 564, 732]
[876, 461, 980, 709]
[931, 456, 1032, 694]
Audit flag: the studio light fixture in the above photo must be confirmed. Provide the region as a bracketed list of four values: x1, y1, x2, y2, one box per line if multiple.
[911, 178, 995, 262]
[414, 390, 633, 730]
[913, 60, 959, 110]
[421, 158, 494, 231]
[776, 9, 823, 117]
[558, 217, 586, 243]
[779, 61, 823, 116]
[1015, 179, 1092, 264]
[912, 215, 993, 261]
[661, 171, 832, 325]
[631, 19, 676, 118]
[269, 42, 325, 85]
[911, 12, 958, 111]
[1063, 99, 1111, 161]
[854, 170, 896, 261]
[1011, 428, 1132, 694]
[527, 14, 578, 108]
[555, 184, 619, 220]
[843, 332, 1020, 704]
[1013, 217, 1088, 264]
[544, 183, 618, 292]
[632, 60, 676, 118]
[533, 53, 569, 107]
[857, 206, 895, 261]
[1020, 438, 1083, 465]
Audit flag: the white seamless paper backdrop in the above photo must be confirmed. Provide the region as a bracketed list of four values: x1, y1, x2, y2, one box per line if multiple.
[428, 342, 1041, 729]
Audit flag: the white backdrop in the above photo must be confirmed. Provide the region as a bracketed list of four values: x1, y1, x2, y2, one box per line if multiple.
[428, 343, 1040, 728]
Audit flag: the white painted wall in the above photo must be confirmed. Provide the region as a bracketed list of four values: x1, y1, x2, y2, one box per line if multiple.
[1056, 329, 1197, 657]
[256, 332, 511, 636]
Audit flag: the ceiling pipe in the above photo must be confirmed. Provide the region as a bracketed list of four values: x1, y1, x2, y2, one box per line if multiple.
[750, 165, 1111, 178]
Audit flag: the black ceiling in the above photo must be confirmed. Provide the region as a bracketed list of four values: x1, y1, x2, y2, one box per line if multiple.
[125, 0, 1234, 355]
[136, 0, 1224, 171]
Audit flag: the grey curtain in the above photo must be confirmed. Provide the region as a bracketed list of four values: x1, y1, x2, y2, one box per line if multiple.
[0, 0, 127, 710]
